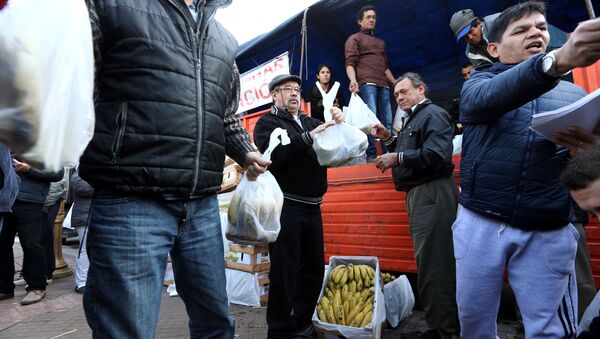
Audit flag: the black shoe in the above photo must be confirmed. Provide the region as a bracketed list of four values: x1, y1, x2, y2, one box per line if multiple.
[75, 286, 85, 294]
[402, 329, 442, 339]
[0, 292, 14, 300]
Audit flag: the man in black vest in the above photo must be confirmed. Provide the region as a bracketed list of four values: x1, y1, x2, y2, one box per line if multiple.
[372, 73, 459, 339]
[80, 1, 269, 338]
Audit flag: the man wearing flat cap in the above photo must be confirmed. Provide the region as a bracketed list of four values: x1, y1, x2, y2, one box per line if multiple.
[450, 9, 566, 69]
[254, 74, 343, 338]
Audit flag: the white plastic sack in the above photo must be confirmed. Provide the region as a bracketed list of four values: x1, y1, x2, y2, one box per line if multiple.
[384, 275, 415, 327]
[226, 128, 289, 245]
[313, 123, 368, 167]
[0, 0, 95, 171]
[312, 256, 386, 339]
[452, 134, 462, 156]
[344, 94, 381, 134]
[225, 268, 262, 307]
[316, 81, 341, 121]
[62, 205, 73, 229]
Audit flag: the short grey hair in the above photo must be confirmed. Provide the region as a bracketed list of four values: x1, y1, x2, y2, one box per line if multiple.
[395, 72, 428, 94]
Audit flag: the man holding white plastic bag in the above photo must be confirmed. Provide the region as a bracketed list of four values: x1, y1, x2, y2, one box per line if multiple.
[253, 74, 343, 338]
[372, 73, 459, 338]
[79, 0, 270, 338]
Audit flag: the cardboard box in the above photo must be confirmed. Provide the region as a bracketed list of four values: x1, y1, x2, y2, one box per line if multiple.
[221, 163, 244, 192]
[225, 243, 270, 273]
[258, 272, 269, 306]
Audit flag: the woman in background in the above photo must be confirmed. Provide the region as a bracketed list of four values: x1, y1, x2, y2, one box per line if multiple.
[305, 64, 345, 122]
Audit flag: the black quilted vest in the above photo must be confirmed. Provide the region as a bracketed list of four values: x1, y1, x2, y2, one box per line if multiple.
[79, 0, 237, 197]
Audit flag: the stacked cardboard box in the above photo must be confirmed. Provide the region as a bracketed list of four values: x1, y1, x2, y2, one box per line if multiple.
[225, 242, 270, 306]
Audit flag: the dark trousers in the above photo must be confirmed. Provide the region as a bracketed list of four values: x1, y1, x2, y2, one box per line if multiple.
[42, 201, 61, 279]
[0, 201, 47, 292]
[406, 176, 460, 335]
[267, 200, 324, 338]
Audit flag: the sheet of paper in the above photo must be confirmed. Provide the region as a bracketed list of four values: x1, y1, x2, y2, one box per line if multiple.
[531, 88, 600, 141]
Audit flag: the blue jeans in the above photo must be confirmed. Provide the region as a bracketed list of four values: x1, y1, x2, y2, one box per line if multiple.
[359, 84, 392, 157]
[83, 192, 234, 339]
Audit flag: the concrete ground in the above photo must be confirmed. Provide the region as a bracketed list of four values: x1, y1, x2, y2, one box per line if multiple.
[0, 238, 523, 338]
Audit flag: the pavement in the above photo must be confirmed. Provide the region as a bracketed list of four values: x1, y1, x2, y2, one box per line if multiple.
[0, 238, 523, 339]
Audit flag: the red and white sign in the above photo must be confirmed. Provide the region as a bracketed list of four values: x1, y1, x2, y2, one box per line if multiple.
[236, 52, 289, 114]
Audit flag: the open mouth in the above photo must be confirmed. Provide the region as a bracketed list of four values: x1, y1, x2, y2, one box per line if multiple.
[525, 41, 544, 53]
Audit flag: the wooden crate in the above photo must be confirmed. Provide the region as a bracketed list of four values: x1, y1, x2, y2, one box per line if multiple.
[225, 243, 270, 273]
[258, 273, 269, 306]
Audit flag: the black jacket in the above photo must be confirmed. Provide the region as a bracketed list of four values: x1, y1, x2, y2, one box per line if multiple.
[385, 100, 455, 192]
[80, 0, 254, 197]
[253, 106, 327, 203]
[305, 82, 345, 122]
[16, 168, 64, 205]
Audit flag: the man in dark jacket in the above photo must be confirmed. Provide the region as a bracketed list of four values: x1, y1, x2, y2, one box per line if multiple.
[0, 158, 62, 306]
[455, 2, 600, 337]
[80, 0, 269, 337]
[372, 73, 459, 338]
[253, 74, 341, 338]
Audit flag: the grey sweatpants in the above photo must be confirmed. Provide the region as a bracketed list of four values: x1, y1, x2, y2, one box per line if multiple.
[406, 175, 460, 335]
[454, 206, 578, 338]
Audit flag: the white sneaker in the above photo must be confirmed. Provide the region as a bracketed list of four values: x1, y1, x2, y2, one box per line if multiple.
[14, 278, 26, 286]
[46, 279, 52, 284]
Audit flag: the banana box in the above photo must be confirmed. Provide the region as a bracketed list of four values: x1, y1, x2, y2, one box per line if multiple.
[312, 256, 386, 339]
[221, 163, 244, 192]
[225, 243, 270, 273]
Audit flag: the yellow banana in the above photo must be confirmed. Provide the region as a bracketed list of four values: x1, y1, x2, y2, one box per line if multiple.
[354, 265, 361, 282]
[340, 268, 348, 286]
[318, 308, 327, 322]
[360, 310, 373, 327]
[359, 265, 368, 280]
[346, 300, 364, 325]
[349, 280, 356, 294]
[356, 278, 363, 292]
[347, 263, 354, 281]
[336, 303, 345, 326]
[350, 311, 365, 327]
[326, 303, 336, 324]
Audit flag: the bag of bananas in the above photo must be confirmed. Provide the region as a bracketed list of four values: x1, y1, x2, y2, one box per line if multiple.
[312, 256, 386, 338]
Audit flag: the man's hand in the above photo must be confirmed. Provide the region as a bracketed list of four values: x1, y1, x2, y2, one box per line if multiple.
[555, 125, 600, 157]
[330, 107, 344, 123]
[371, 123, 390, 140]
[374, 153, 398, 173]
[243, 151, 271, 181]
[553, 17, 600, 73]
[309, 120, 336, 139]
[13, 159, 30, 173]
[349, 81, 359, 93]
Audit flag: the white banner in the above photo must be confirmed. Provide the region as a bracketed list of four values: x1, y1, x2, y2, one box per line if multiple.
[236, 52, 289, 114]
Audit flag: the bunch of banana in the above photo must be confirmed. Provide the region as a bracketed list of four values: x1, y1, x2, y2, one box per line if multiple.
[316, 263, 377, 328]
[381, 272, 396, 285]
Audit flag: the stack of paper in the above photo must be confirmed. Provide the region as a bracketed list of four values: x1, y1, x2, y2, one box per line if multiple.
[531, 88, 600, 141]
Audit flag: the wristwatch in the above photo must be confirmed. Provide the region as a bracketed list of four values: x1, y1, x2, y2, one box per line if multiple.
[541, 50, 570, 78]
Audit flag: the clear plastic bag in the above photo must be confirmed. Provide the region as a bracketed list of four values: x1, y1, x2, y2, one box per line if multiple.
[0, 0, 95, 170]
[383, 275, 415, 327]
[226, 128, 289, 245]
[312, 122, 368, 167]
[344, 94, 381, 134]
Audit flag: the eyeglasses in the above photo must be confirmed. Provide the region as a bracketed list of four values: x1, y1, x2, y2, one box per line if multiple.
[276, 86, 301, 93]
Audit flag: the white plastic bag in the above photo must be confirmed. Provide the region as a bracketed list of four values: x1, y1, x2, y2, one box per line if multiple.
[62, 205, 73, 230]
[226, 128, 289, 245]
[344, 94, 381, 134]
[312, 123, 368, 167]
[383, 275, 415, 327]
[0, 0, 95, 171]
[316, 81, 341, 121]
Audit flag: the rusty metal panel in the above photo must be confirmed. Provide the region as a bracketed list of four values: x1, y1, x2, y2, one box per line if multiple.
[573, 61, 600, 94]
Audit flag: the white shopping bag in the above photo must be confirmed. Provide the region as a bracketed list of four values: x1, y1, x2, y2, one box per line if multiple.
[344, 94, 380, 134]
[384, 275, 415, 327]
[312, 123, 368, 167]
[226, 128, 289, 245]
[0, 0, 95, 171]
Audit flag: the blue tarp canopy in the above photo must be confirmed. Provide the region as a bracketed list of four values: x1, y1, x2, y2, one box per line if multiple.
[235, 0, 596, 111]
